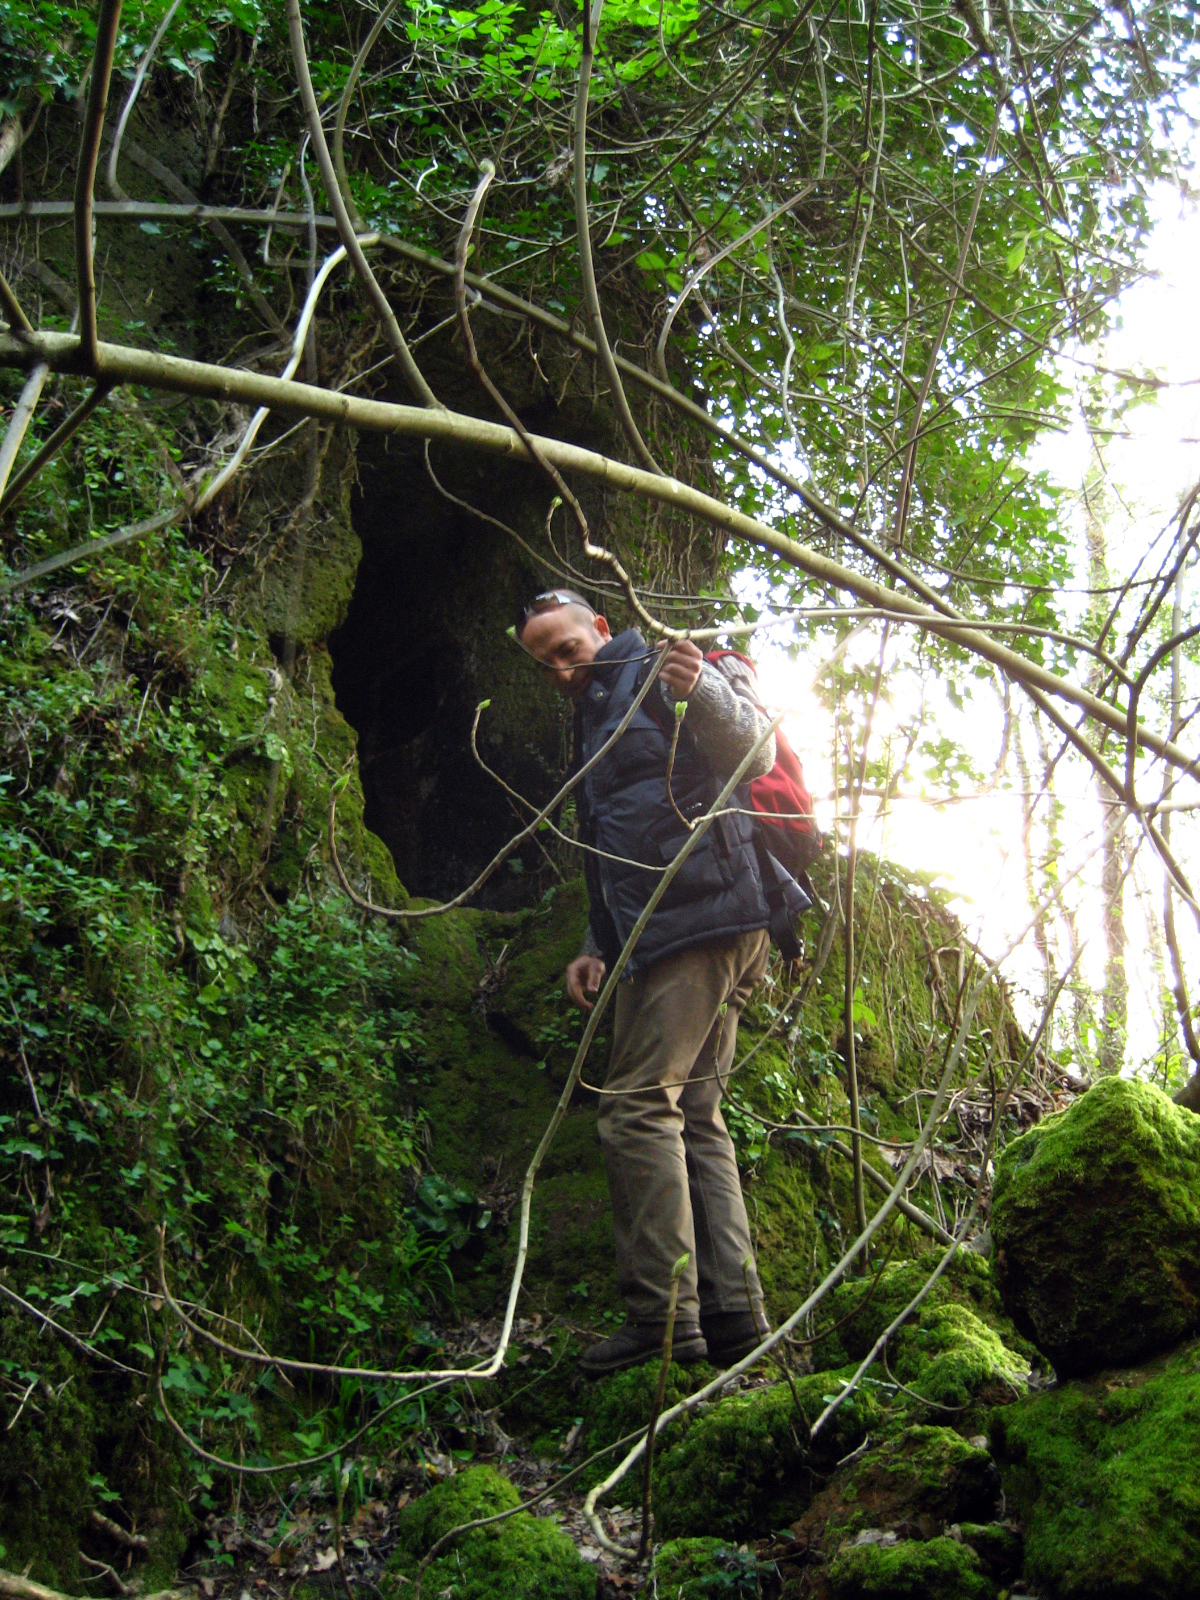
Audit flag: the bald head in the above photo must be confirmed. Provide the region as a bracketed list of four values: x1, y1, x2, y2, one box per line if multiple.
[520, 604, 612, 699]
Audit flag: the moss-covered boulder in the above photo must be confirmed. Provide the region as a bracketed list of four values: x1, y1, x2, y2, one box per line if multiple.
[827, 1535, 996, 1599]
[956, 1521, 1023, 1584]
[794, 1427, 998, 1554]
[990, 1338, 1200, 1599]
[585, 1359, 709, 1458]
[811, 1252, 1030, 1374]
[653, 1373, 880, 1540]
[644, 1538, 770, 1598]
[889, 1302, 1028, 1412]
[991, 1076, 1200, 1376]
[388, 1466, 596, 1599]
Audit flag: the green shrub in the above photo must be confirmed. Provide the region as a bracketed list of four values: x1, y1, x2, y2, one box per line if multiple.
[646, 1537, 766, 1598]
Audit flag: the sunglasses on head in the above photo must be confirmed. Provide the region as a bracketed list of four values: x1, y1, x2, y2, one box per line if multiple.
[515, 589, 596, 633]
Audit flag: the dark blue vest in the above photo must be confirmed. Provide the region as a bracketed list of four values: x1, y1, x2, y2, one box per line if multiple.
[575, 630, 783, 974]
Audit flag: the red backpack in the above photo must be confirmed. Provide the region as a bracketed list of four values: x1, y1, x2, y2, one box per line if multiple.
[705, 651, 823, 883]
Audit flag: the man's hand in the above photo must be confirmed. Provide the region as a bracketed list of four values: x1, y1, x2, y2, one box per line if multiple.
[566, 954, 606, 1010]
[657, 638, 704, 699]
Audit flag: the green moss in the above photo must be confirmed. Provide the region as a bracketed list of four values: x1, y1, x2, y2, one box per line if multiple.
[653, 1373, 880, 1540]
[587, 1360, 708, 1456]
[645, 1537, 766, 1598]
[990, 1338, 1200, 1599]
[0, 1311, 189, 1588]
[254, 429, 361, 648]
[891, 1303, 1028, 1411]
[743, 1139, 823, 1324]
[812, 1252, 1032, 1375]
[817, 1426, 997, 1552]
[389, 1466, 595, 1599]
[992, 1076, 1200, 1376]
[493, 878, 592, 1073]
[957, 1522, 1023, 1583]
[827, 1535, 996, 1599]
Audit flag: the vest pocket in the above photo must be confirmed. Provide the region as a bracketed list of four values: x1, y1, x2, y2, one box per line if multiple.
[652, 826, 736, 893]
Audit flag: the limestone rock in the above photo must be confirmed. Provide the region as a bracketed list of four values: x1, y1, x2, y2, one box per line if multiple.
[991, 1076, 1200, 1376]
[791, 1426, 999, 1555]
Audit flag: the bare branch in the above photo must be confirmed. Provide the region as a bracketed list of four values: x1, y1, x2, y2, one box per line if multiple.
[1, 328, 1197, 780]
[0, 363, 48, 501]
[105, 0, 183, 198]
[333, 0, 403, 229]
[0, 382, 110, 516]
[74, 0, 124, 370]
[284, 0, 438, 407]
[574, 0, 662, 474]
[0, 1573, 187, 1600]
[0, 268, 34, 334]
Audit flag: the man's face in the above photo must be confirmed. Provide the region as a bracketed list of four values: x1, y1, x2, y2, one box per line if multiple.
[520, 606, 612, 699]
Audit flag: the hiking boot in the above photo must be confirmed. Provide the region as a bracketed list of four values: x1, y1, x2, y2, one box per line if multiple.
[579, 1320, 708, 1377]
[701, 1308, 771, 1365]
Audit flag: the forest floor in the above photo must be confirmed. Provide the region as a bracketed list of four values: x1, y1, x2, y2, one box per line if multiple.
[176, 1311, 786, 1600]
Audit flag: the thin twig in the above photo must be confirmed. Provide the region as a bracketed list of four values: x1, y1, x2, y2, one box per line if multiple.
[0, 381, 110, 516]
[639, 1252, 688, 1560]
[332, 0, 403, 229]
[105, 0, 183, 197]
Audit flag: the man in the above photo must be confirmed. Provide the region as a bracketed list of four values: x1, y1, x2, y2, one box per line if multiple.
[516, 589, 808, 1375]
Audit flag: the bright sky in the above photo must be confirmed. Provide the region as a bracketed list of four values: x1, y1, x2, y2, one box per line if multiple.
[744, 162, 1200, 1062]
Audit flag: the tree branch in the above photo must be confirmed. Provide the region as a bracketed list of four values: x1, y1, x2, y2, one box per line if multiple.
[74, 0, 124, 370]
[574, 0, 661, 474]
[2, 326, 1198, 780]
[284, 0, 438, 407]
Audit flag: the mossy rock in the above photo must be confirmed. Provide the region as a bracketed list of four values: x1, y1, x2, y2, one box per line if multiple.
[890, 1302, 1028, 1412]
[811, 1252, 1029, 1373]
[991, 1076, 1200, 1376]
[989, 1337, 1200, 1599]
[796, 1426, 998, 1555]
[585, 1359, 709, 1458]
[827, 1535, 996, 1599]
[956, 1521, 1023, 1583]
[653, 1373, 880, 1541]
[388, 1466, 595, 1599]
[644, 1537, 768, 1598]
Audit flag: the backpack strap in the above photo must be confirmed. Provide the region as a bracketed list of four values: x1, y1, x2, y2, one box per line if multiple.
[752, 833, 804, 962]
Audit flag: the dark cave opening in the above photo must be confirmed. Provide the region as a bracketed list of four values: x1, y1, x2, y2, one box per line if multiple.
[329, 431, 572, 909]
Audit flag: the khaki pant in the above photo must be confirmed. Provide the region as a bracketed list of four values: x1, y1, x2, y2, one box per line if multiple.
[597, 929, 770, 1324]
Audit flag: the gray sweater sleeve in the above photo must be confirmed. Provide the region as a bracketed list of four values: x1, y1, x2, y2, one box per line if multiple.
[672, 655, 776, 782]
[577, 653, 774, 963]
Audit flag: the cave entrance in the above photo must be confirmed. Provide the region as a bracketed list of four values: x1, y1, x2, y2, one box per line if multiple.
[329, 431, 572, 909]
